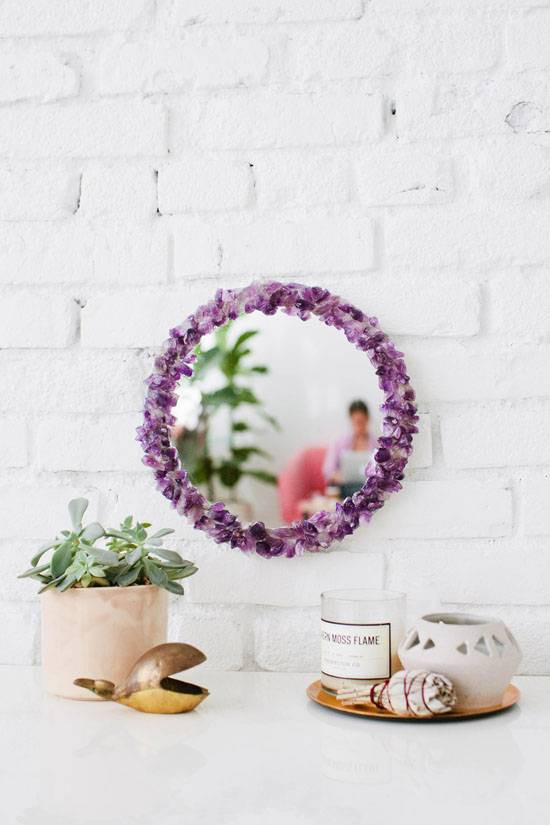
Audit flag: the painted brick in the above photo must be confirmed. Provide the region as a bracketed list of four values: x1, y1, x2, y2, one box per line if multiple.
[35, 415, 143, 473]
[401, 11, 502, 74]
[0, 419, 27, 469]
[164, 0, 363, 26]
[0, 167, 80, 220]
[173, 90, 383, 150]
[0, 50, 77, 103]
[0, 602, 39, 665]
[98, 36, 268, 94]
[253, 152, 349, 209]
[388, 539, 550, 606]
[286, 19, 396, 81]
[172, 216, 375, 278]
[522, 475, 550, 536]
[169, 604, 245, 670]
[368, 480, 512, 539]
[0, 541, 42, 602]
[342, 274, 479, 336]
[441, 402, 550, 468]
[355, 145, 454, 206]
[170, 220, 220, 278]
[0, 102, 166, 159]
[407, 342, 550, 403]
[81, 290, 203, 348]
[0, 350, 147, 414]
[395, 75, 550, 142]
[253, 607, 318, 671]
[98, 479, 197, 542]
[0, 0, 152, 37]
[215, 217, 375, 275]
[158, 159, 253, 213]
[0, 222, 168, 285]
[183, 543, 385, 607]
[79, 166, 157, 220]
[471, 140, 550, 202]
[0, 1, 549, 674]
[408, 413, 432, 469]
[0, 486, 99, 540]
[0, 293, 76, 348]
[386, 203, 550, 269]
[487, 271, 550, 342]
[507, 9, 550, 72]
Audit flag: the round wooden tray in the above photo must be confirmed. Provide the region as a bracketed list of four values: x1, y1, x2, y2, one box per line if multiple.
[307, 680, 520, 721]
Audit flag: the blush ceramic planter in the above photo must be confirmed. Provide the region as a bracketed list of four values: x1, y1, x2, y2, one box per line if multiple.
[398, 612, 522, 710]
[41, 585, 168, 700]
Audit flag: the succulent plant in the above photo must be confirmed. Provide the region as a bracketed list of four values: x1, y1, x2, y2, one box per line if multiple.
[18, 497, 197, 595]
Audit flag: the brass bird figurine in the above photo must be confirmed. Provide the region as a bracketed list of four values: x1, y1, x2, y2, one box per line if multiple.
[74, 643, 209, 714]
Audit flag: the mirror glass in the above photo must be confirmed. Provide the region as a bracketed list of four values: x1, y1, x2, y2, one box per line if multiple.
[171, 312, 384, 527]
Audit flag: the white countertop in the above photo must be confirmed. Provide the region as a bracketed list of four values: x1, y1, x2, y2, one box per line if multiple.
[1, 668, 546, 825]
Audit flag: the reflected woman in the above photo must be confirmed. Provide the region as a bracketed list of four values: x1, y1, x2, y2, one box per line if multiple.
[322, 400, 373, 487]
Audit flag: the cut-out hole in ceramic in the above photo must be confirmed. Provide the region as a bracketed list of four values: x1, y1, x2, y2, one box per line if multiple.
[423, 638, 435, 649]
[492, 635, 505, 657]
[399, 612, 523, 710]
[404, 631, 420, 650]
[474, 636, 490, 656]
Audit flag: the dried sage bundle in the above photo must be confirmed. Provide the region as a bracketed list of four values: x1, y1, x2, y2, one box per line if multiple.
[337, 669, 456, 717]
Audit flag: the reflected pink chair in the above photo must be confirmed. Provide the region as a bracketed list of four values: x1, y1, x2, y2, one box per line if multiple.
[278, 446, 327, 523]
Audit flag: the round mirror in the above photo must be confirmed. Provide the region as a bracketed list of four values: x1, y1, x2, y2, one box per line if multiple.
[139, 282, 417, 558]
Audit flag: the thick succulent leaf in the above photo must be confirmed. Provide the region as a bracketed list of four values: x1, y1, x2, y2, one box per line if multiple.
[105, 529, 129, 541]
[163, 580, 184, 595]
[116, 565, 141, 587]
[148, 547, 184, 565]
[58, 571, 79, 592]
[30, 541, 56, 567]
[149, 528, 175, 540]
[86, 546, 119, 566]
[125, 546, 142, 566]
[38, 572, 67, 594]
[144, 559, 168, 587]
[50, 543, 74, 579]
[171, 564, 198, 580]
[18, 562, 50, 579]
[68, 498, 89, 531]
[80, 522, 104, 542]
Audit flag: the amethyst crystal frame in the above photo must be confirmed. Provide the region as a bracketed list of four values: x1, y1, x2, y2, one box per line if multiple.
[138, 281, 418, 558]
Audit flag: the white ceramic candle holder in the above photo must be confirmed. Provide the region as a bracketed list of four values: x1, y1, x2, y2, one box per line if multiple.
[398, 612, 522, 710]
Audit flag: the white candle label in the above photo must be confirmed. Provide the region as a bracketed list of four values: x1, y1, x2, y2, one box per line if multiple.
[321, 620, 391, 680]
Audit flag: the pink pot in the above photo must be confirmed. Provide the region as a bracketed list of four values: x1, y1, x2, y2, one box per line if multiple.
[41, 585, 168, 699]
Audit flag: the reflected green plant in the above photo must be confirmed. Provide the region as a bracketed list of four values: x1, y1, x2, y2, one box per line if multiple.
[177, 322, 279, 499]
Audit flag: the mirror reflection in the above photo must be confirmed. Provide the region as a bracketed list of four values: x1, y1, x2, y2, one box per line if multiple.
[171, 312, 383, 526]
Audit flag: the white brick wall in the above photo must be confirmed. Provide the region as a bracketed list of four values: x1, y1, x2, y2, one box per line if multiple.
[1, 0, 549, 675]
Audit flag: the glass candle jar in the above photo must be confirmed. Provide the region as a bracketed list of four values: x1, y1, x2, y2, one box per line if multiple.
[321, 589, 406, 693]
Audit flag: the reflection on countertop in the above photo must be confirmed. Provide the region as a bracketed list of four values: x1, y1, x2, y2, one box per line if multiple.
[1, 668, 544, 825]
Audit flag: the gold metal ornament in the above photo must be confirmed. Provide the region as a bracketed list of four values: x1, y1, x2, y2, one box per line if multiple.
[74, 642, 209, 713]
